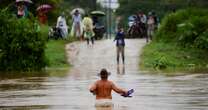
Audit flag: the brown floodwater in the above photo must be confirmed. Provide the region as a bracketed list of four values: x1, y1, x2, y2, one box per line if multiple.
[0, 39, 208, 110]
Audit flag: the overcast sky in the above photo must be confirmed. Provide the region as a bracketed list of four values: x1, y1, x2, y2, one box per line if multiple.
[97, 0, 119, 9]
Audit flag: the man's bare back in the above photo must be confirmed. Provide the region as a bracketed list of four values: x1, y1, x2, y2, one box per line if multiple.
[90, 80, 126, 99]
[89, 69, 127, 100]
[89, 69, 131, 108]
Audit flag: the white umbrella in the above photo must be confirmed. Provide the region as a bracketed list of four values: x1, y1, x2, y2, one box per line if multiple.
[70, 8, 85, 15]
[16, 0, 33, 4]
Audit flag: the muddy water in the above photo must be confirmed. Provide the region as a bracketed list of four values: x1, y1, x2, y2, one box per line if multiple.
[0, 39, 208, 110]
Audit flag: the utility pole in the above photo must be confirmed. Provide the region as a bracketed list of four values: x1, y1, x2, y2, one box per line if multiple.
[108, 0, 112, 39]
[102, 0, 118, 39]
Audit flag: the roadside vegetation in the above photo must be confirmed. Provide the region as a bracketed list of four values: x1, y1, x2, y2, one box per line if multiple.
[0, 9, 77, 72]
[140, 8, 208, 74]
[39, 24, 77, 70]
[45, 38, 77, 69]
[0, 0, 91, 72]
[0, 10, 47, 71]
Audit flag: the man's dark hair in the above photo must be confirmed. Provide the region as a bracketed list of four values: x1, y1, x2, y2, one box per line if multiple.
[100, 69, 108, 79]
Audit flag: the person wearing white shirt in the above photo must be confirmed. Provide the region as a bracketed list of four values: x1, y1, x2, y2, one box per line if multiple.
[71, 10, 83, 39]
[56, 13, 68, 38]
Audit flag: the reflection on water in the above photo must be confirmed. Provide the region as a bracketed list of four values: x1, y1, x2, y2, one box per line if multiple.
[0, 39, 208, 110]
[117, 65, 125, 75]
[0, 68, 69, 80]
[0, 105, 50, 110]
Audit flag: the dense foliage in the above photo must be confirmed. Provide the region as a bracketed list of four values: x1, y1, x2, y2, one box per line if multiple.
[155, 8, 208, 50]
[140, 8, 208, 72]
[0, 10, 47, 71]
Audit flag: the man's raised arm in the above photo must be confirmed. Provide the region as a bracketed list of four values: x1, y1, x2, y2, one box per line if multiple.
[111, 82, 127, 95]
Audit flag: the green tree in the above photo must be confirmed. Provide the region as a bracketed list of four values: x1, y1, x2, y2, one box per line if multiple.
[0, 10, 47, 71]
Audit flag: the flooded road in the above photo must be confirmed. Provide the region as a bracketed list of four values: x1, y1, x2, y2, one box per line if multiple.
[0, 39, 208, 110]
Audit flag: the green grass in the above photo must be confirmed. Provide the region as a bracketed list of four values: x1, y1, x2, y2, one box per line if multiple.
[41, 24, 78, 70]
[139, 41, 208, 75]
[40, 25, 70, 69]
[45, 40, 71, 69]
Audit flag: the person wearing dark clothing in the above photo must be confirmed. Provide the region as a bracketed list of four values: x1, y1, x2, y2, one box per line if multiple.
[152, 11, 159, 30]
[114, 28, 125, 64]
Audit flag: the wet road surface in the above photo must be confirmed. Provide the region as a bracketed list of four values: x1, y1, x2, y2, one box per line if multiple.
[0, 39, 208, 110]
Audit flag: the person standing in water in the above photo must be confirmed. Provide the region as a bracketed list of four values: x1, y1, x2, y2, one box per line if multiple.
[89, 68, 128, 107]
[114, 27, 125, 64]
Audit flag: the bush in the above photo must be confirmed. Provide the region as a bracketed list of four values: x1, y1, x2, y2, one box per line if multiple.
[194, 30, 208, 49]
[141, 8, 208, 73]
[153, 54, 169, 70]
[140, 41, 208, 73]
[0, 10, 47, 71]
[140, 43, 176, 71]
[155, 8, 208, 49]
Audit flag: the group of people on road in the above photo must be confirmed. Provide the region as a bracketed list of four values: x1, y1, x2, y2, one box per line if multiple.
[14, 1, 147, 109]
[128, 11, 159, 42]
[54, 9, 95, 45]
[16, 2, 135, 107]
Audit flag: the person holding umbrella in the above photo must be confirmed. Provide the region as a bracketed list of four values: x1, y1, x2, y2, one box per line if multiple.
[37, 4, 52, 24]
[90, 11, 105, 26]
[90, 10, 106, 40]
[16, 0, 32, 18]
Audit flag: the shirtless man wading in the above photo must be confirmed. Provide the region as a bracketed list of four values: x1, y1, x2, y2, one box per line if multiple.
[89, 68, 128, 107]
